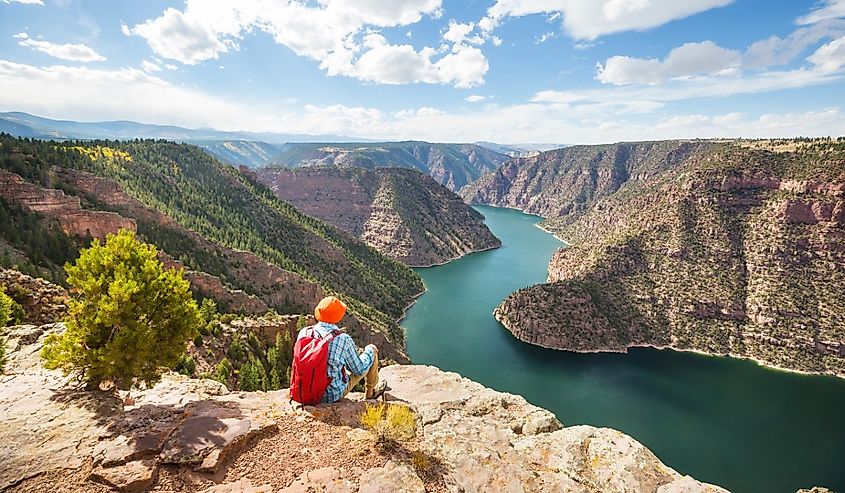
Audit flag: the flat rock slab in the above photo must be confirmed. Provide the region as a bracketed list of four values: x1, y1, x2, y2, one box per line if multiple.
[358, 461, 425, 493]
[0, 371, 121, 489]
[89, 459, 158, 492]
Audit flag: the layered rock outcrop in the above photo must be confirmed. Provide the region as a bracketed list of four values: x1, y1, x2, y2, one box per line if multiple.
[0, 268, 67, 324]
[490, 140, 845, 378]
[255, 167, 501, 266]
[0, 169, 135, 239]
[1, 323, 729, 493]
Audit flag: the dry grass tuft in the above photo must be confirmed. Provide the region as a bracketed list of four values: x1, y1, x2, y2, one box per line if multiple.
[359, 402, 417, 444]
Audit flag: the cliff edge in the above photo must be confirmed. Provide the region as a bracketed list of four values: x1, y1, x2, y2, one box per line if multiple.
[1, 323, 728, 493]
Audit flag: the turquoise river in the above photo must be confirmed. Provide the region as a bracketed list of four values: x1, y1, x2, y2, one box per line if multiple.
[402, 205, 845, 493]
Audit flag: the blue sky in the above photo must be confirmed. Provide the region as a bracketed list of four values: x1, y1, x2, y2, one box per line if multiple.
[1, 0, 844, 143]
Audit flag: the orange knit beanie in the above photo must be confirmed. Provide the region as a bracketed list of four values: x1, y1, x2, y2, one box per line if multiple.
[314, 296, 346, 324]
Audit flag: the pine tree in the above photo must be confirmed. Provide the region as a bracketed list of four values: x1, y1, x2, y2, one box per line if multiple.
[41, 230, 201, 389]
[213, 358, 233, 386]
[239, 355, 267, 391]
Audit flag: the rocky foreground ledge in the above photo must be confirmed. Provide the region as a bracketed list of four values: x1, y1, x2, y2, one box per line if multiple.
[2, 323, 732, 492]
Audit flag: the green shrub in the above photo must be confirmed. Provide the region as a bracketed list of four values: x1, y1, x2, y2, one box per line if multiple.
[41, 230, 201, 389]
[213, 357, 232, 386]
[228, 337, 246, 363]
[174, 353, 196, 377]
[239, 355, 267, 391]
[8, 298, 24, 325]
[193, 334, 204, 347]
[0, 287, 12, 328]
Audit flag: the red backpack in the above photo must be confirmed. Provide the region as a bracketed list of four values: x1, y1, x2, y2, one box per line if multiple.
[289, 327, 340, 405]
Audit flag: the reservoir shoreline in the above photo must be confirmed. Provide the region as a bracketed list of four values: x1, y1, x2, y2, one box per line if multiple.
[402, 205, 845, 493]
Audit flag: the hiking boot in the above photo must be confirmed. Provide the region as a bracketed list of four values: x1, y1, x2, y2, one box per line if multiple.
[367, 381, 389, 400]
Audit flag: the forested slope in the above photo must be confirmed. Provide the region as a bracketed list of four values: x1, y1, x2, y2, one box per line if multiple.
[0, 135, 423, 355]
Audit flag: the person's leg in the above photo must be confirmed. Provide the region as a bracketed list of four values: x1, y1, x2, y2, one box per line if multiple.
[343, 373, 363, 397]
[364, 351, 380, 399]
[341, 353, 380, 398]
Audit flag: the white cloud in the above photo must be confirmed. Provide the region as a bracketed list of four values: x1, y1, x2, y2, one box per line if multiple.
[347, 34, 487, 87]
[123, 0, 482, 87]
[536, 31, 556, 44]
[2, 0, 43, 4]
[443, 21, 474, 44]
[745, 21, 845, 69]
[797, 0, 845, 25]
[1, 59, 843, 144]
[141, 60, 161, 73]
[808, 36, 845, 72]
[123, 8, 228, 65]
[597, 12, 845, 87]
[465, 95, 486, 102]
[14, 33, 106, 62]
[597, 41, 741, 85]
[0, 60, 262, 129]
[483, 0, 733, 40]
[537, 65, 843, 108]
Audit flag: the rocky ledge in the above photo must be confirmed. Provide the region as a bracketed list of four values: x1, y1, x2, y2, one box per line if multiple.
[1, 323, 729, 493]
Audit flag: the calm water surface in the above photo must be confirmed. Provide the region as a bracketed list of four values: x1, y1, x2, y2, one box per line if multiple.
[403, 205, 845, 493]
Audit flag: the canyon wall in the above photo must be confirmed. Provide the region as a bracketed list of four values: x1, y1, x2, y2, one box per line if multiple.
[255, 167, 501, 266]
[481, 140, 845, 377]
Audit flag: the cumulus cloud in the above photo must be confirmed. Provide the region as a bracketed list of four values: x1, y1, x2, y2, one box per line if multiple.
[443, 21, 475, 44]
[122, 8, 228, 65]
[596, 2, 845, 88]
[14, 33, 106, 62]
[538, 62, 844, 112]
[482, 0, 733, 40]
[346, 33, 486, 87]
[123, 0, 486, 87]
[597, 41, 741, 85]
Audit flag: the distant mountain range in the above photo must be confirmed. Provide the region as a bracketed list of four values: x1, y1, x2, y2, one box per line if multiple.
[269, 142, 511, 190]
[473, 141, 568, 157]
[0, 112, 562, 173]
[0, 112, 361, 168]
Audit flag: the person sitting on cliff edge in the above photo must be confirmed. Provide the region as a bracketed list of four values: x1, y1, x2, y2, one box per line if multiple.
[290, 295, 387, 404]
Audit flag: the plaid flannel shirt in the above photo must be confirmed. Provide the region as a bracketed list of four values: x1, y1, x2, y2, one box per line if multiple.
[297, 321, 375, 403]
